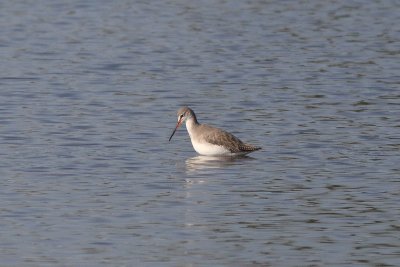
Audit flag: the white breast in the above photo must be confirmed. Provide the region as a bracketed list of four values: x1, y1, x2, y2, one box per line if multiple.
[190, 138, 231, 156]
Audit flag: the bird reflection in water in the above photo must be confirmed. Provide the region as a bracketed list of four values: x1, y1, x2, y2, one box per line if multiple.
[185, 155, 255, 173]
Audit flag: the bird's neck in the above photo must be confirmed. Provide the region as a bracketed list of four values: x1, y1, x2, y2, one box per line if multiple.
[185, 116, 199, 135]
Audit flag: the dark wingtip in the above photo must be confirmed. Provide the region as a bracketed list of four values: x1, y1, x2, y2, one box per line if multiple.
[240, 144, 262, 152]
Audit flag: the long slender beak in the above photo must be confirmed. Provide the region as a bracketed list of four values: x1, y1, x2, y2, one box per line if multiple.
[169, 117, 183, 141]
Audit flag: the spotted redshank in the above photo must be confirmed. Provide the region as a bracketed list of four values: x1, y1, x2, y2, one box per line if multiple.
[169, 107, 261, 156]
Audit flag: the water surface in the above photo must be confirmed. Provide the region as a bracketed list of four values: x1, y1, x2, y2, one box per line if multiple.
[0, 0, 399, 266]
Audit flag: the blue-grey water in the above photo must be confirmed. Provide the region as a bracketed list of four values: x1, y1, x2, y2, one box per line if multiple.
[1, 1, 399, 266]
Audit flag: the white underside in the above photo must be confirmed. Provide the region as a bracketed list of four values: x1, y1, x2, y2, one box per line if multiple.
[190, 139, 231, 156]
[190, 139, 248, 156]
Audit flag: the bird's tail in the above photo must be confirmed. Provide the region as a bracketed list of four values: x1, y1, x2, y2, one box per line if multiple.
[240, 144, 261, 152]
